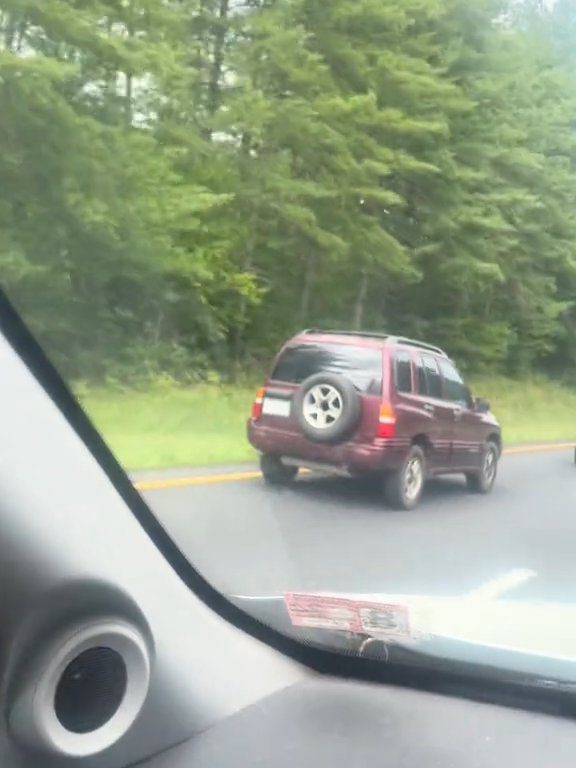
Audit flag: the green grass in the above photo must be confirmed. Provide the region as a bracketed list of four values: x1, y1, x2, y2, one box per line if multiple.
[471, 375, 576, 445]
[79, 384, 257, 470]
[78, 376, 576, 471]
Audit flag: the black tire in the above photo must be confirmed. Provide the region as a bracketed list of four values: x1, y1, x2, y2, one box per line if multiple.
[384, 445, 426, 511]
[293, 373, 361, 445]
[260, 454, 298, 486]
[466, 440, 499, 494]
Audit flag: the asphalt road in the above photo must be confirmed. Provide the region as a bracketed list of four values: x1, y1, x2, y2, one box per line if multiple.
[142, 450, 576, 604]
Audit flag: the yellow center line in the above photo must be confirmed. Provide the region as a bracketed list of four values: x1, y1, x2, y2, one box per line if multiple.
[134, 471, 262, 491]
[134, 443, 574, 492]
[503, 443, 575, 456]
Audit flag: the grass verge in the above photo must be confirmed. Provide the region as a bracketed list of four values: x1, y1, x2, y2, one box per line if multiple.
[78, 376, 576, 471]
[79, 385, 256, 470]
[472, 375, 576, 445]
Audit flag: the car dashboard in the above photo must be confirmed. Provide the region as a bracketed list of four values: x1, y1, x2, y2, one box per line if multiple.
[143, 676, 576, 768]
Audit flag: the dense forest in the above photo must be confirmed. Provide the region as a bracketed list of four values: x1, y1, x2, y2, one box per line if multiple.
[1, 0, 576, 384]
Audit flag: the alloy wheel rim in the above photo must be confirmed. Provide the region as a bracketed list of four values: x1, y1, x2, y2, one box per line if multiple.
[404, 456, 423, 502]
[303, 384, 343, 429]
[483, 447, 497, 485]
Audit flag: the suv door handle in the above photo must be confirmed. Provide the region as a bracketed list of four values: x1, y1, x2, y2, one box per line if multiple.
[424, 404, 434, 414]
[453, 406, 463, 419]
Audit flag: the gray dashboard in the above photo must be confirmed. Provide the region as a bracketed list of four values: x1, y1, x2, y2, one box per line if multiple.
[143, 677, 576, 768]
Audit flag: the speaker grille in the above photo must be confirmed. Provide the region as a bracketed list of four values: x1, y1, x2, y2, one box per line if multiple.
[54, 646, 127, 734]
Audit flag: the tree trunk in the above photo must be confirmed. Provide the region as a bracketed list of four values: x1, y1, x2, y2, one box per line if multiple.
[207, 0, 230, 119]
[125, 73, 133, 124]
[300, 252, 317, 325]
[14, 18, 28, 52]
[2, 12, 18, 51]
[352, 270, 368, 330]
[233, 253, 252, 375]
[124, 0, 135, 124]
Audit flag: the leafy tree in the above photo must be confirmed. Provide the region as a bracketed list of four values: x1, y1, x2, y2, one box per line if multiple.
[0, 0, 575, 381]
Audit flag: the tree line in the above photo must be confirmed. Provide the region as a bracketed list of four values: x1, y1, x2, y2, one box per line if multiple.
[1, 0, 575, 384]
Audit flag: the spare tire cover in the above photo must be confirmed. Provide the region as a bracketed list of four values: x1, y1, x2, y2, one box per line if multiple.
[293, 373, 361, 445]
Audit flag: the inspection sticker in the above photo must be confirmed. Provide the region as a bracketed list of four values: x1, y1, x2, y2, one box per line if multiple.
[356, 600, 411, 640]
[284, 593, 361, 632]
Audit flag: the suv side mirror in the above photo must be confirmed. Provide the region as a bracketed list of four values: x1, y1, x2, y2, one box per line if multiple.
[474, 397, 491, 414]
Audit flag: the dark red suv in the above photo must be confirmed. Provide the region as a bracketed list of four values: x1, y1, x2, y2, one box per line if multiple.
[247, 330, 501, 509]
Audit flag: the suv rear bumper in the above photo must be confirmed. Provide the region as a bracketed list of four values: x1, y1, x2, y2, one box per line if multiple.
[248, 420, 408, 474]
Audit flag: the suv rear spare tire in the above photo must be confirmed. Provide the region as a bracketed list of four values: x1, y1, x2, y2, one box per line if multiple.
[293, 373, 361, 445]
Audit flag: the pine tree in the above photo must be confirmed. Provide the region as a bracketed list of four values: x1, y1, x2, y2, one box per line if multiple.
[1, 0, 576, 380]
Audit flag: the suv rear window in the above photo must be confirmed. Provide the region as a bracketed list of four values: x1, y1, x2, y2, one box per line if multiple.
[272, 343, 383, 394]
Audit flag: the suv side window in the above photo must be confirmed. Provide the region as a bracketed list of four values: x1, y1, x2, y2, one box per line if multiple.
[422, 354, 442, 399]
[414, 355, 428, 396]
[439, 359, 470, 406]
[394, 351, 413, 394]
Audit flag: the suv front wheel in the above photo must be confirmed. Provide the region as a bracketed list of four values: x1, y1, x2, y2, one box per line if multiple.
[384, 445, 426, 510]
[466, 440, 499, 494]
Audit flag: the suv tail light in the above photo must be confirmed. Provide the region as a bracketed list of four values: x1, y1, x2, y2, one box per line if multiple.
[377, 403, 396, 438]
[251, 387, 265, 420]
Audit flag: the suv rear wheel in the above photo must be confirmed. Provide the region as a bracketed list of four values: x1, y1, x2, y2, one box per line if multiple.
[466, 440, 499, 494]
[260, 454, 298, 486]
[384, 445, 426, 511]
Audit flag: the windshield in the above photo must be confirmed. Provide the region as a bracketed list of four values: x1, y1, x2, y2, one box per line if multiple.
[2, 0, 576, 691]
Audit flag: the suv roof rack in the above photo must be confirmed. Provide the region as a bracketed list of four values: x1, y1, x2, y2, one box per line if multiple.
[301, 329, 446, 356]
[302, 329, 390, 340]
[391, 336, 446, 356]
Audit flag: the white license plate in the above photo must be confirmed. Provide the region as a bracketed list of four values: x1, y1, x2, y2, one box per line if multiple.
[262, 398, 291, 417]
